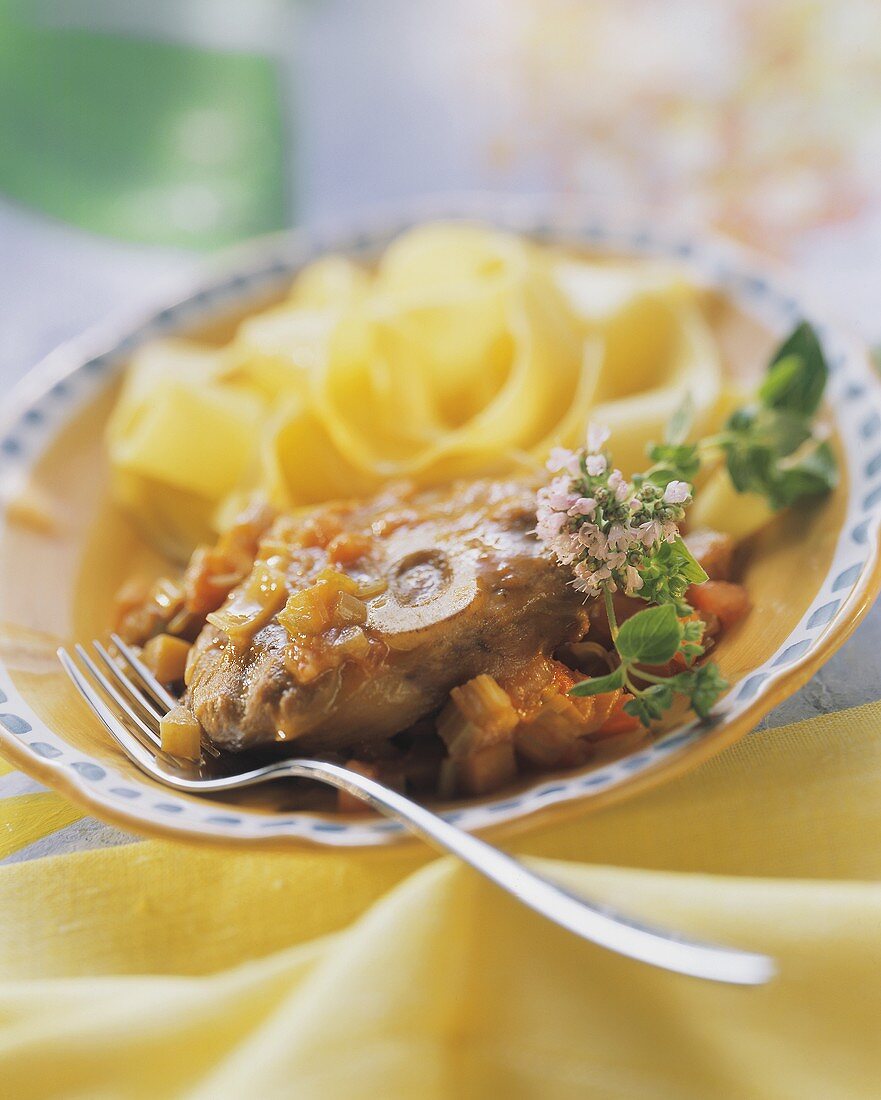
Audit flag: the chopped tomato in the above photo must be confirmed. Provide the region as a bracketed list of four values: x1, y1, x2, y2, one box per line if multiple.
[689, 580, 751, 629]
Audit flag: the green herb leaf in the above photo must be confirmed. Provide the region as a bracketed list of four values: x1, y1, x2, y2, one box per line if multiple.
[760, 322, 828, 416]
[637, 539, 707, 611]
[770, 439, 839, 508]
[645, 441, 701, 484]
[568, 667, 625, 697]
[679, 618, 706, 667]
[670, 538, 709, 585]
[672, 662, 728, 719]
[715, 321, 836, 511]
[616, 604, 683, 665]
[624, 683, 674, 726]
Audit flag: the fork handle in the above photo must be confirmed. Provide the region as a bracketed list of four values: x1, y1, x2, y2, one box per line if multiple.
[279, 759, 774, 985]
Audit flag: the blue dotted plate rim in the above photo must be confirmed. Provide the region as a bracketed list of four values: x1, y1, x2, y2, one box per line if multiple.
[0, 194, 879, 847]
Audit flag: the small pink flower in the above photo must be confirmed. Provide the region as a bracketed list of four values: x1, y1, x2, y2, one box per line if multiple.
[548, 488, 576, 511]
[546, 447, 581, 476]
[579, 525, 606, 554]
[640, 519, 662, 547]
[663, 480, 691, 505]
[624, 565, 644, 593]
[536, 511, 566, 540]
[553, 532, 580, 565]
[607, 523, 630, 551]
[607, 469, 630, 502]
[585, 454, 607, 477]
[586, 422, 611, 453]
[568, 496, 597, 516]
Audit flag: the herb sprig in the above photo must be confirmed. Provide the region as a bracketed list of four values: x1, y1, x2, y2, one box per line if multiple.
[537, 431, 725, 728]
[536, 321, 836, 730]
[642, 321, 838, 509]
[569, 601, 725, 723]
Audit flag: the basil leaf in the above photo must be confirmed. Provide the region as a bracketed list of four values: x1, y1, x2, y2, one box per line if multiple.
[616, 604, 683, 665]
[624, 683, 674, 726]
[760, 322, 828, 416]
[568, 667, 625, 697]
[769, 439, 839, 508]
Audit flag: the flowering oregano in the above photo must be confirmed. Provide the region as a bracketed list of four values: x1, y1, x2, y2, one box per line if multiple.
[536, 423, 726, 726]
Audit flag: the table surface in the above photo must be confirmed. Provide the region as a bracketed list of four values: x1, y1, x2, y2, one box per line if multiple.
[1, 4, 880, 855]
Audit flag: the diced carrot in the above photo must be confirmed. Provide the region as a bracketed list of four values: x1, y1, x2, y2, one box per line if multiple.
[593, 694, 641, 738]
[327, 531, 373, 565]
[688, 580, 751, 629]
[337, 760, 379, 814]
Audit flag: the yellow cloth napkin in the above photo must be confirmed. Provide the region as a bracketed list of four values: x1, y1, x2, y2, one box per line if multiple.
[2, 701, 881, 1098]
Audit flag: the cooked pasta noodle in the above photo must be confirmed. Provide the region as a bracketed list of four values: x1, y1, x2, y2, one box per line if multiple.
[107, 222, 760, 558]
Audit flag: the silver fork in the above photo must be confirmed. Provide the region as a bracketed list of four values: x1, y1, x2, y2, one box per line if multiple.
[58, 636, 775, 986]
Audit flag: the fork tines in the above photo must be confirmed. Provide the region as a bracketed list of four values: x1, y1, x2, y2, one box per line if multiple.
[57, 638, 176, 768]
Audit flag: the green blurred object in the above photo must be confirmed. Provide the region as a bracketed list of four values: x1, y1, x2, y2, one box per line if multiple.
[0, 16, 289, 248]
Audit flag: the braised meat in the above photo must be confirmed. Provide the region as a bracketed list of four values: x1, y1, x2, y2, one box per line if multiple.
[183, 480, 590, 754]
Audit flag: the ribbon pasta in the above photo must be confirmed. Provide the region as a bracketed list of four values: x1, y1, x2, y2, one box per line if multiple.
[107, 222, 738, 559]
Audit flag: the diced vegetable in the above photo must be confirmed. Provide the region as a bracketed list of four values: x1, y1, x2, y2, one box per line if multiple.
[688, 580, 751, 628]
[160, 704, 203, 761]
[449, 675, 518, 738]
[439, 741, 518, 797]
[331, 626, 371, 660]
[141, 634, 191, 684]
[337, 758, 406, 813]
[327, 531, 373, 565]
[514, 691, 584, 767]
[183, 546, 246, 618]
[207, 563, 287, 645]
[593, 694, 642, 738]
[277, 568, 361, 637]
[437, 674, 517, 758]
[278, 586, 332, 635]
[576, 687, 621, 735]
[335, 591, 368, 626]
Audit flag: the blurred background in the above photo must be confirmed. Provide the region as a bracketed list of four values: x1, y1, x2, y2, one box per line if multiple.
[2, 0, 880, 386]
